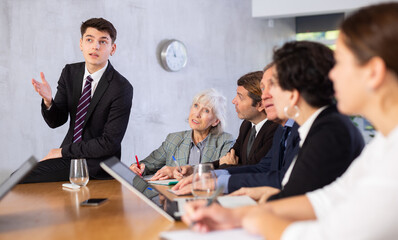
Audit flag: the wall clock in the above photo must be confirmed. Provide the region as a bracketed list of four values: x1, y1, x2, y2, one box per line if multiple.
[160, 39, 188, 72]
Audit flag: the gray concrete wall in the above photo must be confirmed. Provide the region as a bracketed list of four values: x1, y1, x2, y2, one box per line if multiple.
[0, 0, 295, 182]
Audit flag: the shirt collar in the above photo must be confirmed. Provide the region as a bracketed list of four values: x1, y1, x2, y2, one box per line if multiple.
[191, 134, 209, 149]
[83, 61, 108, 83]
[284, 118, 295, 128]
[251, 118, 268, 136]
[298, 106, 328, 147]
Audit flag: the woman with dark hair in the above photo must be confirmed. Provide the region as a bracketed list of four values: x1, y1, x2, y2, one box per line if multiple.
[264, 40, 364, 201]
[182, 2, 398, 239]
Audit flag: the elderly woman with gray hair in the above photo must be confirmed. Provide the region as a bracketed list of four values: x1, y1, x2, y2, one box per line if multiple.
[130, 88, 234, 180]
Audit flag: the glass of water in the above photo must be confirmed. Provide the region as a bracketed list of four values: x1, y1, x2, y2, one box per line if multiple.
[70, 158, 89, 186]
[191, 163, 216, 199]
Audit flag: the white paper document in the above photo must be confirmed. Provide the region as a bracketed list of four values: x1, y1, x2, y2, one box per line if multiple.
[216, 195, 257, 208]
[143, 174, 154, 181]
[160, 228, 263, 240]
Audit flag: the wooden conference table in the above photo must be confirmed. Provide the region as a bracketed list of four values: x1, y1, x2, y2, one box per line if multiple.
[0, 180, 187, 239]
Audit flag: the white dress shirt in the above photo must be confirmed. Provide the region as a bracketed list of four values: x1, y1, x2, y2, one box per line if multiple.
[281, 106, 327, 188]
[82, 61, 108, 97]
[252, 118, 268, 138]
[46, 62, 108, 110]
[282, 126, 398, 240]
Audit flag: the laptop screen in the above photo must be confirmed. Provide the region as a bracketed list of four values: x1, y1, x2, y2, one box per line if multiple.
[100, 157, 179, 221]
[105, 159, 159, 200]
[0, 156, 38, 201]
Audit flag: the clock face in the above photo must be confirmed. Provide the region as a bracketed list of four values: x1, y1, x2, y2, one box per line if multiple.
[161, 40, 188, 72]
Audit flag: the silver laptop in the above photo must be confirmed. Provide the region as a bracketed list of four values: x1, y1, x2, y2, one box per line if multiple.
[0, 156, 38, 201]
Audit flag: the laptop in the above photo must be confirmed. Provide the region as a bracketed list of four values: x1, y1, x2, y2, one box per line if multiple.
[0, 156, 38, 201]
[100, 157, 195, 222]
[100, 157, 257, 222]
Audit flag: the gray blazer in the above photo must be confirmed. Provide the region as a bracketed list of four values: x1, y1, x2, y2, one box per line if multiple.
[141, 130, 234, 175]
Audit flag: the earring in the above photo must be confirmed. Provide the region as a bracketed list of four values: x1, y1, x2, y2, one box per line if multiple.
[283, 105, 300, 119]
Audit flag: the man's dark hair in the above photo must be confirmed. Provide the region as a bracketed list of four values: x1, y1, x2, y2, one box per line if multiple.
[81, 18, 117, 43]
[237, 71, 263, 107]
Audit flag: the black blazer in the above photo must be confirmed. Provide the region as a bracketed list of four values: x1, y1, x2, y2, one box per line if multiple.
[41, 61, 133, 178]
[214, 119, 278, 168]
[227, 122, 300, 192]
[268, 105, 364, 201]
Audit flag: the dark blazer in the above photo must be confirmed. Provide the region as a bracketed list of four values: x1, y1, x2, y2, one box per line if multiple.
[227, 122, 300, 193]
[214, 119, 278, 168]
[268, 105, 364, 201]
[41, 61, 133, 178]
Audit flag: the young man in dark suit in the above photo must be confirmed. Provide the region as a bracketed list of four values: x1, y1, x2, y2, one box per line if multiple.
[26, 18, 133, 182]
[214, 71, 279, 168]
[220, 65, 301, 194]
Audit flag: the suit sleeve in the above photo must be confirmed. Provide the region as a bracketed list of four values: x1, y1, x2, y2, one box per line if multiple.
[61, 79, 133, 159]
[227, 170, 282, 193]
[41, 67, 70, 128]
[226, 147, 278, 192]
[229, 121, 248, 163]
[213, 124, 246, 169]
[227, 148, 273, 174]
[268, 118, 364, 201]
[217, 133, 235, 159]
[216, 121, 250, 169]
[139, 138, 170, 175]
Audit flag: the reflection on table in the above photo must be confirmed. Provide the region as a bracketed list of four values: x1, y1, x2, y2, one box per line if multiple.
[0, 180, 186, 240]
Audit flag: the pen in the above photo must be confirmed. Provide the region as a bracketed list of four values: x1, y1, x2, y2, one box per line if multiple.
[189, 186, 224, 228]
[172, 155, 182, 173]
[135, 155, 142, 177]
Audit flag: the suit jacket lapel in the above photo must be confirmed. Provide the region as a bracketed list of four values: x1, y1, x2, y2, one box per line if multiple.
[241, 122, 251, 163]
[175, 131, 192, 165]
[72, 63, 85, 118]
[202, 133, 217, 162]
[248, 120, 269, 159]
[83, 62, 113, 128]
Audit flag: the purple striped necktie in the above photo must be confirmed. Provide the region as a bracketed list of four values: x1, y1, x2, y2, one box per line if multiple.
[73, 75, 93, 143]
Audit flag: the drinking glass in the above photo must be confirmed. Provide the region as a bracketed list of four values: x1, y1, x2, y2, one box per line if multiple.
[70, 158, 89, 186]
[191, 163, 216, 199]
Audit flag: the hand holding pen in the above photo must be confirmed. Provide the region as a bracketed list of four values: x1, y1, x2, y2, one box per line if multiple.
[172, 156, 182, 172]
[129, 155, 145, 176]
[182, 187, 228, 231]
[172, 156, 185, 179]
[135, 155, 142, 176]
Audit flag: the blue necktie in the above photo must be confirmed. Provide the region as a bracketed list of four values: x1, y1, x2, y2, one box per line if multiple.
[278, 126, 291, 170]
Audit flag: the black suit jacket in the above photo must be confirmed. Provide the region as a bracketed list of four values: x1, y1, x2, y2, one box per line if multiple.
[227, 122, 300, 192]
[268, 105, 364, 201]
[214, 120, 278, 168]
[41, 61, 133, 178]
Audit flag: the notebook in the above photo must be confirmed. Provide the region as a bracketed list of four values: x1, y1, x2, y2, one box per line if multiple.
[160, 228, 262, 240]
[0, 156, 38, 201]
[148, 179, 179, 185]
